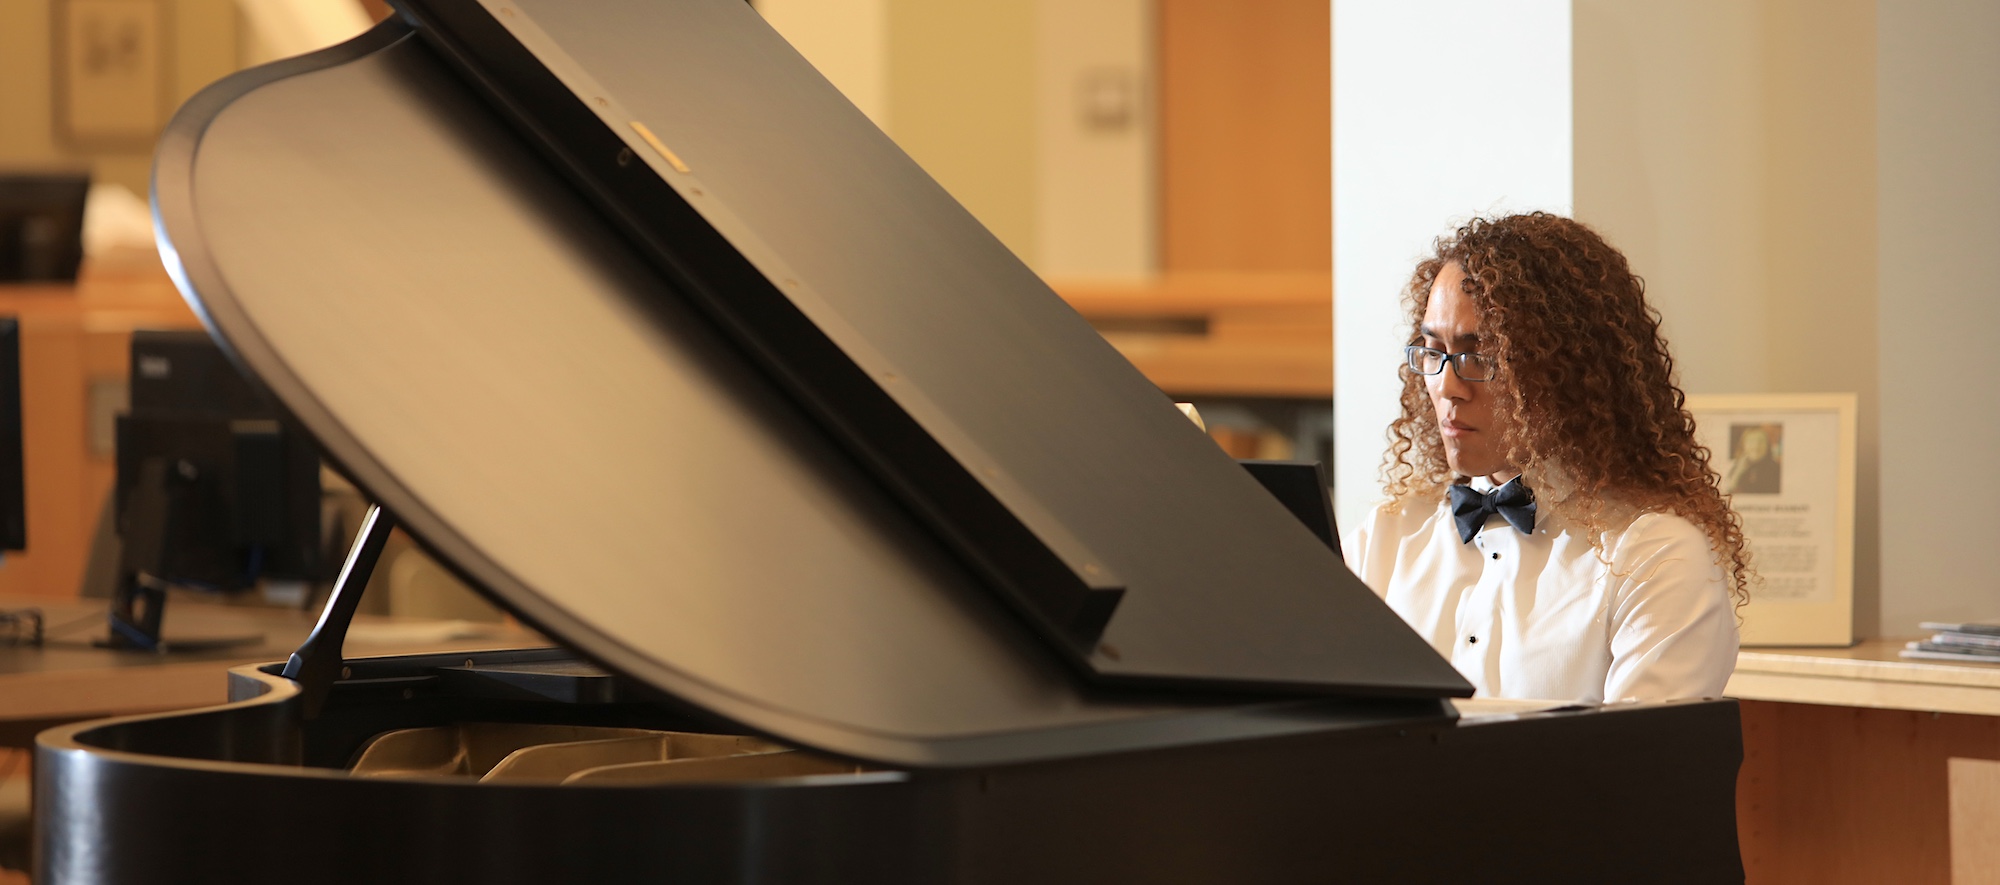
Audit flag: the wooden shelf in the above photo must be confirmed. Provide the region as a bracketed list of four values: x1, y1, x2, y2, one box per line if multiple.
[1050, 272, 1332, 399]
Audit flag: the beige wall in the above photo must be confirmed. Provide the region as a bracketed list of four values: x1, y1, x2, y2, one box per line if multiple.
[1032, 0, 1154, 277]
[753, 0, 890, 128]
[0, 0, 243, 194]
[1574, 0, 1882, 635]
[885, 0, 1039, 264]
[1575, 1, 1771, 393]
[764, 0, 1152, 275]
[1876, 0, 2000, 633]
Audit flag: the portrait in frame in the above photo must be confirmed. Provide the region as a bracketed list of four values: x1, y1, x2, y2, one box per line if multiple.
[1687, 393, 1858, 647]
[54, 0, 173, 149]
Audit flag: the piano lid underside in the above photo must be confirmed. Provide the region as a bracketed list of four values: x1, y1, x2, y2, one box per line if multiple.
[151, 24, 1454, 767]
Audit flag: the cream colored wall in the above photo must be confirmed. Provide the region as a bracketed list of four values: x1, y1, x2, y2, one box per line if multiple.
[760, 1, 1154, 275]
[1574, 0, 1883, 635]
[1032, 0, 1153, 277]
[884, 1, 1039, 265]
[0, 0, 243, 195]
[1574, 1, 1771, 393]
[1876, 0, 2000, 633]
[753, 0, 890, 129]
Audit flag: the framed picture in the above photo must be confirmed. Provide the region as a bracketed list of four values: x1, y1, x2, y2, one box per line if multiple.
[1686, 393, 1858, 646]
[54, 0, 173, 148]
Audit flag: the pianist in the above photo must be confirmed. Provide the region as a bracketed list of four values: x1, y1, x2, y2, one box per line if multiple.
[1343, 212, 1747, 703]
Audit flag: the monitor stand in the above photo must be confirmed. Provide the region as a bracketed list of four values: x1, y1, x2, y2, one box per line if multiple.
[96, 459, 262, 653]
[98, 575, 263, 653]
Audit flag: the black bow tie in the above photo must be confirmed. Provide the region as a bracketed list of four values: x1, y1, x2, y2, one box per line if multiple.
[1448, 478, 1537, 544]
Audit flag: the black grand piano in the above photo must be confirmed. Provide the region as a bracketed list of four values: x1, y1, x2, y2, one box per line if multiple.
[35, 2, 1744, 882]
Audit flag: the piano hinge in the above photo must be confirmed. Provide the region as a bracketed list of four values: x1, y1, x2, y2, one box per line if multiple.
[281, 504, 396, 720]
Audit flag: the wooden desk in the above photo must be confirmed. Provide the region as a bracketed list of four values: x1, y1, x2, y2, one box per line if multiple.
[1732, 638, 2000, 717]
[0, 594, 542, 742]
[0, 592, 541, 877]
[1728, 641, 2000, 885]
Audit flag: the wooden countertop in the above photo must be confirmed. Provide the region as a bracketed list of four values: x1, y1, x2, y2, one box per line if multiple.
[1728, 638, 2000, 716]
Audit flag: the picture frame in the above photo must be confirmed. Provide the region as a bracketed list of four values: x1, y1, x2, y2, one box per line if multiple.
[1685, 393, 1858, 646]
[53, 0, 173, 149]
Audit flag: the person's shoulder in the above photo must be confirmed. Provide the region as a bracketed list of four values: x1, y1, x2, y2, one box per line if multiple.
[1355, 496, 1445, 535]
[1336, 490, 1448, 572]
[1620, 509, 1706, 538]
[1342, 495, 1446, 567]
[1605, 510, 1719, 569]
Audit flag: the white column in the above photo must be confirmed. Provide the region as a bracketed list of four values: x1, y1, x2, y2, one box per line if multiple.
[1331, 0, 1572, 528]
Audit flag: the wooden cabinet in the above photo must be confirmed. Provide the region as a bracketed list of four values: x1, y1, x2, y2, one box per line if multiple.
[1730, 642, 2000, 884]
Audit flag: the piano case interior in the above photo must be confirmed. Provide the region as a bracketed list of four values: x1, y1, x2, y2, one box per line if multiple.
[34, 2, 1747, 883]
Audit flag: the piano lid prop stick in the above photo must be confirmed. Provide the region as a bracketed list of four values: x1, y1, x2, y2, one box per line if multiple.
[282, 504, 396, 719]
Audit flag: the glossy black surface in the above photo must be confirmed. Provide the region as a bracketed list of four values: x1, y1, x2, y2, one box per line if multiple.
[35, 655, 1745, 885]
[148, 13, 1471, 766]
[152, 24, 1460, 766]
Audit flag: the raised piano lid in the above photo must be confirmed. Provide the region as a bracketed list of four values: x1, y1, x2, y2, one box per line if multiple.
[376, 0, 1472, 696]
[150, 19, 1468, 766]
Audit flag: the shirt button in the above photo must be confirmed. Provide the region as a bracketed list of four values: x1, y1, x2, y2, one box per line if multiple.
[1491, 551, 1501, 560]
[1468, 635, 1479, 644]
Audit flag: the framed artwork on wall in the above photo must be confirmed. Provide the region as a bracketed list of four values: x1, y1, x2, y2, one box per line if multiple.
[54, 0, 173, 149]
[1686, 393, 1859, 647]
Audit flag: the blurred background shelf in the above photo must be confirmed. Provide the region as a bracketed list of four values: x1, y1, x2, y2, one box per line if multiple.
[1054, 272, 1333, 466]
[1052, 272, 1332, 399]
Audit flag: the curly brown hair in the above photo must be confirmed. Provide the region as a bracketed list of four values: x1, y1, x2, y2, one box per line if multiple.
[1382, 212, 1753, 604]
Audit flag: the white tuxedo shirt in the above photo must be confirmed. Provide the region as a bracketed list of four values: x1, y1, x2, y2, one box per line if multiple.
[1343, 489, 1739, 703]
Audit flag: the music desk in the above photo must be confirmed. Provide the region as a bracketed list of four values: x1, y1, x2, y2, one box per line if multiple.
[1727, 641, 2000, 884]
[0, 594, 543, 746]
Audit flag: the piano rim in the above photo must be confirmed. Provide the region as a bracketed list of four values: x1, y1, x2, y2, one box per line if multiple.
[32, 652, 923, 789]
[29, 667, 1748, 884]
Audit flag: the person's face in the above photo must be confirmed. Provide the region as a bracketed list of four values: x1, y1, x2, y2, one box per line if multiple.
[1421, 263, 1516, 480]
[1741, 429, 1769, 461]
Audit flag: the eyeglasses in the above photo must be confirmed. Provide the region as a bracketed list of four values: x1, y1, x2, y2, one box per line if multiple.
[1404, 345, 1499, 382]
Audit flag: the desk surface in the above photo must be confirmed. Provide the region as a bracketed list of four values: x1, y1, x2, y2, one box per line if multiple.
[9, 593, 1997, 725]
[1729, 638, 2000, 716]
[0, 595, 543, 727]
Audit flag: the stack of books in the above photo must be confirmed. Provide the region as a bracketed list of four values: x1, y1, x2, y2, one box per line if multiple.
[1900, 621, 2000, 663]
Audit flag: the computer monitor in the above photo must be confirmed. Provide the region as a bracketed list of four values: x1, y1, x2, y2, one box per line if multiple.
[108, 330, 323, 650]
[0, 173, 90, 283]
[0, 318, 23, 552]
[1238, 459, 1340, 561]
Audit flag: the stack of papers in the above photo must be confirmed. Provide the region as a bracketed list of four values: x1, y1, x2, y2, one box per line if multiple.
[1900, 621, 2000, 663]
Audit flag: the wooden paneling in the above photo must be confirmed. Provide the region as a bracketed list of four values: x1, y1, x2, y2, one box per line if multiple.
[0, 264, 200, 599]
[1737, 700, 2000, 884]
[1158, 0, 1330, 274]
[1954, 757, 2000, 884]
